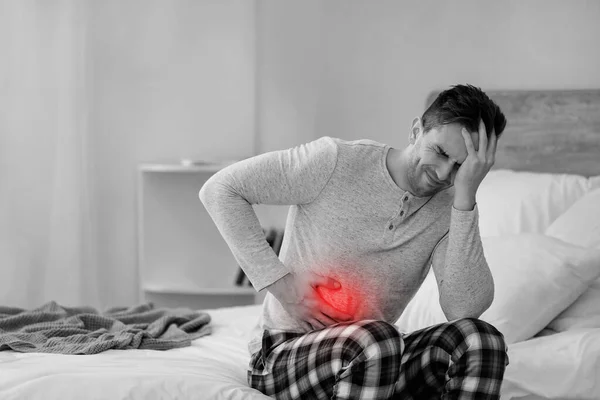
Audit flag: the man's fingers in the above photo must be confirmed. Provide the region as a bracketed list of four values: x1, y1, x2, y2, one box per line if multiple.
[315, 313, 338, 327]
[487, 129, 498, 159]
[321, 303, 353, 322]
[478, 119, 487, 157]
[461, 128, 476, 155]
[313, 274, 341, 290]
[308, 318, 325, 330]
[301, 320, 314, 331]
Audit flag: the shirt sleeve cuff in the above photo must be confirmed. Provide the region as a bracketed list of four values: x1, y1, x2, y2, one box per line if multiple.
[252, 268, 291, 292]
[451, 203, 479, 228]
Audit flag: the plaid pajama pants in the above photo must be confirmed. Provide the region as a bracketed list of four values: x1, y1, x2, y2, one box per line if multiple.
[247, 318, 508, 399]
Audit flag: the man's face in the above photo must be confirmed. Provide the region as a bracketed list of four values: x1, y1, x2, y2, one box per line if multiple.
[406, 122, 480, 197]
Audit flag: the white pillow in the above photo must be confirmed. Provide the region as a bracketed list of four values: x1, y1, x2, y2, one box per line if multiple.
[545, 188, 600, 249]
[545, 188, 600, 332]
[477, 170, 590, 238]
[547, 281, 600, 332]
[395, 234, 600, 344]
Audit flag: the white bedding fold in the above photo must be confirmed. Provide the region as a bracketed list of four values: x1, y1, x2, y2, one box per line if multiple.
[502, 328, 600, 399]
[0, 304, 598, 400]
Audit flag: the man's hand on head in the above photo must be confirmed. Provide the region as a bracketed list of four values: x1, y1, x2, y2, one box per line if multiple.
[453, 119, 498, 211]
[265, 271, 354, 331]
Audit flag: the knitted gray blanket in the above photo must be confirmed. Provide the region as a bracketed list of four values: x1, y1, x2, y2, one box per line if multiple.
[0, 301, 211, 354]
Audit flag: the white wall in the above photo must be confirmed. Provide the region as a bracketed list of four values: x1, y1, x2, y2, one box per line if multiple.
[88, 0, 255, 307]
[257, 0, 600, 150]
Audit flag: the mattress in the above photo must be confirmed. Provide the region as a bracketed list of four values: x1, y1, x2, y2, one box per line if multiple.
[0, 304, 599, 400]
[0, 305, 269, 400]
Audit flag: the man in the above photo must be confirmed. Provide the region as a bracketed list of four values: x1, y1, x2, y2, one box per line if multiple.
[200, 84, 509, 399]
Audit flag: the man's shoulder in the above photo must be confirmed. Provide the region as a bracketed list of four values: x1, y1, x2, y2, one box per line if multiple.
[293, 136, 339, 167]
[323, 137, 388, 167]
[325, 136, 387, 150]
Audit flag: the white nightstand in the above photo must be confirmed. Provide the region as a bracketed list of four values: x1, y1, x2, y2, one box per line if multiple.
[137, 162, 257, 310]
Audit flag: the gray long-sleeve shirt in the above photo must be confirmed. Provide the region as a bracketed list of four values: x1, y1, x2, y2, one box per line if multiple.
[199, 136, 488, 355]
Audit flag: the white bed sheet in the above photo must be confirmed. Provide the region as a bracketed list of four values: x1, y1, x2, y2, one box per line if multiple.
[0, 304, 599, 400]
[0, 305, 270, 400]
[502, 328, 600, 400]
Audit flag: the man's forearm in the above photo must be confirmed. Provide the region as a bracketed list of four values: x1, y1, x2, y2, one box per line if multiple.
[439, 205, 494, 320]
[453, 191, 477, 212]
[198, 138, 338, 292]
[199, 176, 289, 291]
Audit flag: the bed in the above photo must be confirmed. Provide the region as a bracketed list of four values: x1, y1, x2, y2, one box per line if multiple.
[1, 89, 600, 400]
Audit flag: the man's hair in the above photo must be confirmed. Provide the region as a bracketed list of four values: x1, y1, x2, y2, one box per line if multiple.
[421, 84, 507, 138]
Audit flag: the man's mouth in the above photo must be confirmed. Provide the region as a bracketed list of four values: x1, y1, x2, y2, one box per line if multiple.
[425, 171, 443, 187]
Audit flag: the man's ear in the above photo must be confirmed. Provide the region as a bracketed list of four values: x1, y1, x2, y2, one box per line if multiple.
[409, 117, 422, 145]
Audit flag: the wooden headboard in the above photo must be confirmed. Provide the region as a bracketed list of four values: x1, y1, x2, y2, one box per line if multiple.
[425, 90, 600, 176]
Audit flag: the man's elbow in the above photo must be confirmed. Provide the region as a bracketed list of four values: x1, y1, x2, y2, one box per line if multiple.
[199, 177, 221, 206]
[198, 180, 211, 205]
[440, 287, 494, 321]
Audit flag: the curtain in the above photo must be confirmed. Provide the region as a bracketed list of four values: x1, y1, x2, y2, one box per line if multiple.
[0, 0, 99, 308]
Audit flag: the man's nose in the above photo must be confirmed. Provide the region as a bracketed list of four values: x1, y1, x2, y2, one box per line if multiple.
[437, 162, 454, 183]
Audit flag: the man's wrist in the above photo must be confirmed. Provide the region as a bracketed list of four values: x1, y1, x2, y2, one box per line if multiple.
[453, 190, 476, 211]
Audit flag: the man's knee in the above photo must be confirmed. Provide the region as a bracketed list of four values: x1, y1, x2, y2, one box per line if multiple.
[452, 318, 507, 351]
[447, 318, 509, 371]
[336, 320, 404, 362]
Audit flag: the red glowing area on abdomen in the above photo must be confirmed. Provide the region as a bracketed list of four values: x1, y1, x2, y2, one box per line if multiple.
[315, 284, 361, 318]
